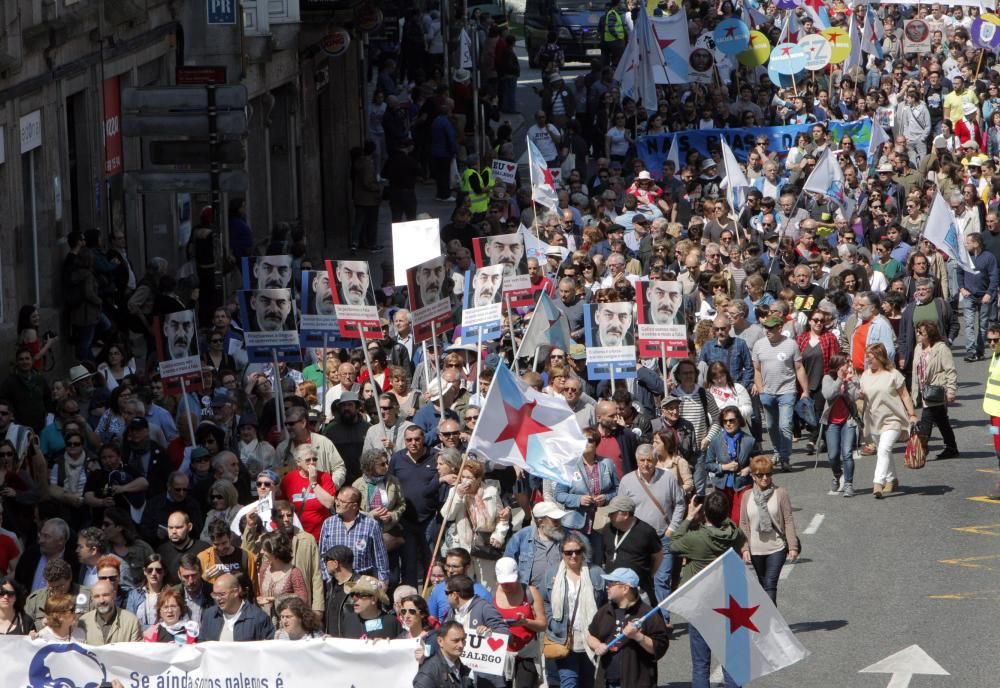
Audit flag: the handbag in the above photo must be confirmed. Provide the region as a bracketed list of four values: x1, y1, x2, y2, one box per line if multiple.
[921, 384, 946, 404]
[470, 532, 504, 561]
[542, 580, 579, 660]
[904, 427, 928, 469]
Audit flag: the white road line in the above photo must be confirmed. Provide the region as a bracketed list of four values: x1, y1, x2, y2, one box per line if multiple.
[779, 560, 796, 581]
[803, 513, 825, 535]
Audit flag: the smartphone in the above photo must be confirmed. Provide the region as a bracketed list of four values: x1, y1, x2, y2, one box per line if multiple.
[693, 495, 704, 506]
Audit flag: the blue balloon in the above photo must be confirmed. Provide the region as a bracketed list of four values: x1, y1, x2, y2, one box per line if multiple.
[769, 43, 808, 75]
[713, 18, 751, 56]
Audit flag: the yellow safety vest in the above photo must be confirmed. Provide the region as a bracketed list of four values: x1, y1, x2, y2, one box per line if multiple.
[481, 167, 496, 193]
[603, 9, 625, 43]
[461, 168, 489, 213]
[984, 354, 1000, 417]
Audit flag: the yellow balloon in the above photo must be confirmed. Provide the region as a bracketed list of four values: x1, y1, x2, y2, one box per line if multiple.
[822, 27, 851, 65]
[737, 30, 771, 67]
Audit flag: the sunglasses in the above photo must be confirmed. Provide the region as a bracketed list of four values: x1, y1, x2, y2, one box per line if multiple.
[379, 406, 394, 411]
[145, 567, 164, 574]
[562, 549, 583, 556]
[440, 431, 460, 438]
[752, 472, 772, 478]
[722, 418, 740, 424]
[210, 494, 224, 500]
[257, 481, 273, 487]
[98, 575, 119, 582]
[399, 608, 420, 616]
[988, 337, 1000, 344]
[0, 588, 16, 597]
[66, 441, 83, 447]
[465, 414, 479, 421]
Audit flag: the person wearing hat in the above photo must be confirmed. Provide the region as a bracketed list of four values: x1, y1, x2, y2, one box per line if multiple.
[208, 390, 238, 452]
[324, 391, 370, 485]
[697, 157, 722, 200]
[752, 313, 812, 472]
[585, 567, 669, 688]
[336, 574, 400, 639]
[542, 70, 576, 130]
[503, 501, 574, 588]
[669, 491, 746, 688]
[236, 411, 274, 477]
[492, 557, 547, 685]
[954, 100, 983, 148]
[599, 494, 662, 608]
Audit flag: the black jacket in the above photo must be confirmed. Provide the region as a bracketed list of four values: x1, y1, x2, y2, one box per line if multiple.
[124, 441, 172, 499]
[15, 547, 80, 592]
[412, 652, 473, 688]
[588, 598, 670, 688]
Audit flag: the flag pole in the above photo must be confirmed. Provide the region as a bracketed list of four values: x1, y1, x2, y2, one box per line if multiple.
[320, 335, 329, 423]
[506, 293, 520, 376]
[421, 339, 432, 400]
[179, 377, 197, 446]
[476, 328, 483, 400]
[422, 453, 469, 596]
[430, 320, 445, 420]
[359, 329, 377, 394]
[660, 342, 669, 396]
[273, 350, 285, 440]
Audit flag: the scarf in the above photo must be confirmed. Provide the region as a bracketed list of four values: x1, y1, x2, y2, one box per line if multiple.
[159, 619, 189, 643]
[723, 431, 743, 489]
[752, 484, 776, 535]
[550, 561, 599, 661]
[62, 453, 86, 496]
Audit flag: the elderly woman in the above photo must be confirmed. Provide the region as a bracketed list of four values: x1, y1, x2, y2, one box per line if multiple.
[279, 445, 336, 542]
[143, 587, 198, 643]
[540, 531, 606, 688]
[388, 365, 421, 419]
[739, 456, 799, 605]
[911, 321, 959, 459]
[554, 426, 618, 555]
[200, 479, 241, 542]
[353, 448, 406, 554]
[440, 460, 510, 591]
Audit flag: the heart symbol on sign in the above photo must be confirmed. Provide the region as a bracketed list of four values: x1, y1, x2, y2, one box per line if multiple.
[506, 164, 515, 172]
[487, 637, 504, 652]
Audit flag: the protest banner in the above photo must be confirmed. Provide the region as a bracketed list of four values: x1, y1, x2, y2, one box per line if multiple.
[298, 269, 352, 350]
[153, 309, 202, 393]
[461, 632, 509, 677]
[903, 19, 931, 54]
[472, 233, 533, 308]
[584, 302, 637, 381]
[407, 255, 455, 343]
[0, 636, 419, 688]
[491, 158, 517, 184]
[635, 281, 689, 359]
[242, 255, 295, 291]
[391, 218, 441, 286]
[326, 259, 382, 339]
[462, 264, 504, 342]
[238, 288, 300, 363]
[635, 119, 872, 173]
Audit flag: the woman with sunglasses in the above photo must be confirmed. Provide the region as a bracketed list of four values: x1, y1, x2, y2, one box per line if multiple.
[439, 460, 509, 591]
[126, 553, 169, 629]
[202, 329, 236, 377]
[46, 429, 91, 526]
[704, 407, 755, 521]
[539, 531, 606, 688]
[398, 594, 437, 662]
[200, 479, 240, 542]
[738, 456, 799, 605]
[0, 576, 32, 634]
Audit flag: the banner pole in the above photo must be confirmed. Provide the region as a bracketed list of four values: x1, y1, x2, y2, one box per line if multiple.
[273, 349, 285, 441]
[359, 329, 377, 394]
[610, 362, 617, 396]
[179, 377, 197, 446]
[476, 328, 483, 399]
[320, 334, 328, 422]
[422, 339, 432, 398]
[660, 342, 669, 396]
[430, 320, 445, 420]
[506, 293, 519, 376]
[423, 453, 469, 596]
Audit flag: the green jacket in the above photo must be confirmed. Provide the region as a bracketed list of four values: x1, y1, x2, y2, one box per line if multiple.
[669, 517, 746, 585]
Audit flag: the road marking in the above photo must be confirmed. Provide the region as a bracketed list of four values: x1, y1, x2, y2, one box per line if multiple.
[803, 513, 824, 535]
[928, 588, 1000, 601]
[976, 468, 1000, 475]
[967, 495, 1000, 505]
[954, 523, 1000, 537]
[779, 560, 796, 581]
[859, 645, 949, 687]
[938, 553, 1000, 571]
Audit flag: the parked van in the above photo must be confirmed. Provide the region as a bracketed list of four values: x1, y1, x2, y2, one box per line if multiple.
[522, 0, 605, 67]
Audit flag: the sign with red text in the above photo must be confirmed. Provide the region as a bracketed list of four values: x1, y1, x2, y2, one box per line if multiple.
[460, 632, 508, 676]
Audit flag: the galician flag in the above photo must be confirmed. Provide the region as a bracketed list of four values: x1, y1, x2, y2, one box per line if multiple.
[650, 8, 692, 85]
[459, 29, 473, 69]
[924, 191, 979, 274]
[720, 138, 750, 214]
[515, 291, 573, 361]
[527, 136, 559, 210]
[520, 223, 569, 262]
[665, 549, 810, 685]
[467, 362, 586, 485]
[802, 0, 831, 30]
[867, 117, 890, 167]
[614, 6, 664, 113]
[665, 134, 681, 174]
[860, 4, 885, 60]
[803, 150, 855, 221]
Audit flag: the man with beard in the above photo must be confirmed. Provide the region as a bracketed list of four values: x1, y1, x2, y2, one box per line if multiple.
[483, 234, 525, 279]
[595, 400, 640, 480]
[504, 502, 571, 586]
[645, 281, 683, 325]
[253, 255, 293, 289]
[311, 270, 336, 316]
[162, 310, 196, 360]
[471, 265, 503, 307]
[335, 261, 374, 306]
[413, 256, 447, 308]
[250, 289, 293, 331]
[77, 579, 142, 644]
[140, 471, 204, 547]
[898, 277, 953, 373]
[274, 500, 325, 614]
[556, 277, 585, 341]
[155, 512, 209, 586]
[594, 302, 634, 348]
[324, 392, 370, 485]
[598, 495, 663, 619]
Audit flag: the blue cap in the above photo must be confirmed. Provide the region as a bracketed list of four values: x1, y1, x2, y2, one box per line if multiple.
[601, 568, 640, 588]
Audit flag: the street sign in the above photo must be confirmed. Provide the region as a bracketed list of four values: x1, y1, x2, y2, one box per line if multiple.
[149, 140, 245, 166]
[208, 0, 237, 24]
[122, 86, 248, 112]
[124, 170, 249, 193]
[122, 111, 247, 137]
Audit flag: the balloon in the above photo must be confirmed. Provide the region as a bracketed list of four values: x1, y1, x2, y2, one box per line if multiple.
[799, 34, 832, 71]
[737, 30, 771, 67]
[821, 27, 851, 64]
[769, 43, 808, 75]
[713, 18, 751, 55]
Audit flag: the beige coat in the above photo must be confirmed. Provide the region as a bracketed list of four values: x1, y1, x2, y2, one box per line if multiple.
[910, 341, 957, 408]
[77, 607, 142, 644]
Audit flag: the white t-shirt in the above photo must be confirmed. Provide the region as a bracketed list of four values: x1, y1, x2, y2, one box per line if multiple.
[527, 123, 560, 162]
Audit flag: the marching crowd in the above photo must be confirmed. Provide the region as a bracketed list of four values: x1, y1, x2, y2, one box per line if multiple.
[5, 1, 1000, 688]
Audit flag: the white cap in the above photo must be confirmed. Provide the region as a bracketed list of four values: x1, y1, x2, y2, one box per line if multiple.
[532, 501, 569, 520]
[495, 557, 519, 584]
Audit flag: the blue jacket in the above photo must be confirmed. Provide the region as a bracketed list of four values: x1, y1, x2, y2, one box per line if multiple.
[595, 366, 665, 418]
[199, 602, 273, 642]
[554, 459, 619, 519]
[430, 114, 458, 159]
[427, 579, 493, 622]
[540, 564, 606, 644]
[698, 337, 754, 389]
[504, 525, 583, 585]
[958, 249, 1000, 298]
[703, 431, 755, 492]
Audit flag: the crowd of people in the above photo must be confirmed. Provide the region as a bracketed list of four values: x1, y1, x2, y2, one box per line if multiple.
[6, 1, 1000, 687]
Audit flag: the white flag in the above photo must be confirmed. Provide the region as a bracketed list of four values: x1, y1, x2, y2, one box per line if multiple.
[803, 150, 855, 221]
[666, 134, 681, 172]
[924, 191, 979, 274]
[867, 116, 890, 166]
[459, 29, 473, 69]
[614, 8, 664, 113]
[527, 136, 560, 210]
[720, 138, 750, 212]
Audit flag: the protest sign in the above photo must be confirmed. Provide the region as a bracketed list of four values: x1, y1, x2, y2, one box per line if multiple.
[327, 259, 381, 339]
[903, 19, 931, 54]
[298, 270, 352, 349]
[473, 233, 533, 308]
[154, 309, 203, 393]
[584, 302, 637, 380]
[242, 255, 295, 291]
[238, 288, 301, 363]
[491, 158, 517, 184]
[392, 218, 441, 286]
[461, 632, 509, 677]
[462, 264, 505, 342]
[635, 281, 689, 359]
[407, 255, 455, 343]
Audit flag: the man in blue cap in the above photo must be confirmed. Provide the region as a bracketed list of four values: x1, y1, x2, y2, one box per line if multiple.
[586, 567, 670, 688]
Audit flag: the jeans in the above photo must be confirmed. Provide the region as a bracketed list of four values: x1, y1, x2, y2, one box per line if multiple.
[690, 624, 741, 688]
[919, 404, 957, 451]
[751, 549, 787, 605]
[874, 428, 901, 486]
[555, 651, 595, 688]
[961, 296, 991, 356]
[759, 392, 796, 464]
[653, 533, 673, 622]
[825, 422, 856, 483]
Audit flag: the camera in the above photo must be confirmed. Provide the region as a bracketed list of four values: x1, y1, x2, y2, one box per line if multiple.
[42, 330, 56, 342]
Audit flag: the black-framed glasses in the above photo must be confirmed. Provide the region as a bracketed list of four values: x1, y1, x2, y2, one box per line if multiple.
[562, 549, 583, 557]
[256, 481, 273, 487]
[98, 575, 119, 582]
[988, 337, 1000, 344]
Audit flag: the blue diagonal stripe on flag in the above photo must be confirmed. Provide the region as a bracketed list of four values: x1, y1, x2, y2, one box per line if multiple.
[722, 547, 753, 684]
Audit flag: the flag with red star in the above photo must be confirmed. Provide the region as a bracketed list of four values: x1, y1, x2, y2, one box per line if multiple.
[527, 136, 560, 210]
[650, 9, 692, 85]
[467, 362, 587, 485]
[665, 549, 809, 685]
[514, 291, 573, 362]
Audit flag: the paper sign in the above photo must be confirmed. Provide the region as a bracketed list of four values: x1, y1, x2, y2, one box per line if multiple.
[327, 259, 381, 339]
[407, 255, 454, 343]
[903, 19, 931, 54]
[256, 492, 273, 523]
[154, 309, 203, 393]
[392, 218, 441, 286]
[584, 302, 637, 380]
[491, 159, 517, 184]
[460, 633, 508, 676]
[635, 281, 688, 358]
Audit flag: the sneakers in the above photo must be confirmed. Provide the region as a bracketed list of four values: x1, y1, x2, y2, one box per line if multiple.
[829, 476, 843, 494]
[435, 195, 457, 202]
[806, 441, 816, 455]
[843, 482, 855, 497]
[936, 447, 960, 460]
[964, 353, 983, 362]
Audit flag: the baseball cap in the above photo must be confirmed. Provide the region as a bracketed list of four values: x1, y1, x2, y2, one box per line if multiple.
[210, 390, 233, 407]
[607, 495, 636, 513]
[660, 396, 681, 408]
[601, 568, 640, 588]
[532, 502, 569, 520]
[337, 391, 360, 405]
[495, 557, 519, 584]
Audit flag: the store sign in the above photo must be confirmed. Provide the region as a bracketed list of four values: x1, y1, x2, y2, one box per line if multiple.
[103, 76, 123, 176]
[19, 110, 41, 153]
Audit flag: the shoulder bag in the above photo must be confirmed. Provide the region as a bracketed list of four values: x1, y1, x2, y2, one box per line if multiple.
[542, 577, 579, 660]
